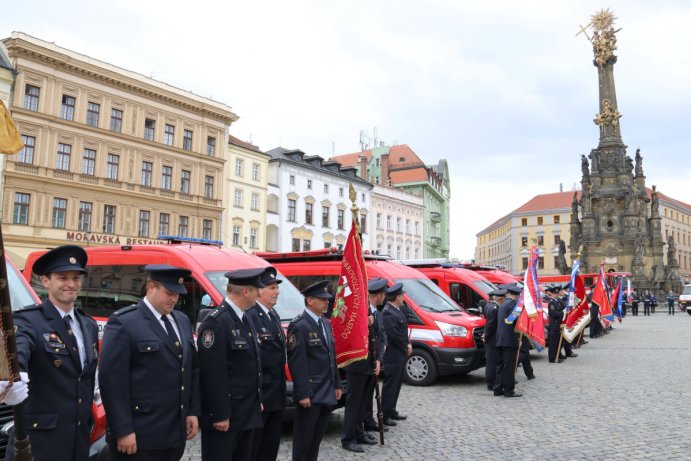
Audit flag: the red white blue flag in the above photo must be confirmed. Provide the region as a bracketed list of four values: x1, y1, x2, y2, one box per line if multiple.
[514, 246, 545, 349]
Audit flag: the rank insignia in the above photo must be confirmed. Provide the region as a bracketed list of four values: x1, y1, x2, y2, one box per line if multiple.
[54, 360, 62, 368]
[287, 334, 296, 350]
[202, 330, 214, 348]
[43, 333, 51, 342]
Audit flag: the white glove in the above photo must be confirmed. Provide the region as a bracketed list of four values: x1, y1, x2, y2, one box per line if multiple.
[0, 372, 29, 406]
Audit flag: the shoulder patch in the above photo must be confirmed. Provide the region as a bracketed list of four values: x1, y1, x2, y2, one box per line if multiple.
[287, 333, 296, 350]
[201, 330, 215, 348]
[114, 305, 137, 316]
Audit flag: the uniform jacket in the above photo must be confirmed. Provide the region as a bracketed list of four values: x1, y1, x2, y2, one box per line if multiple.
[382, 302, 409, 364]
[548, 297, 565, 333]
[667, 294, 676, 304]
[197, 300, 263, 431]
[99, 301, 200, 450]
[246, 303, 286, 412]
[287, 311, 342, 406]
[12, 300, 98, 461]
[632, 292, 640, 303]
[345, 304, 386, 375]
[495, 298, 519, 349]
[483, 301, 500, 347]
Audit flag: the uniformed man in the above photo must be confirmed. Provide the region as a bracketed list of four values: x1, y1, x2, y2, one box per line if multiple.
[381, 282, 411, 424]
[99, 264, 199, 461]
[547, 285, 566, 363]
[340, 278, 387, 452]
[494, 284, 522, 398]
[362, 278, 388, 433]
[246, 267, 286, 461]
[2, 245, 98, 461]
[643, 289, 652, 316]
[483, 288, 506, 390]
[631, 289, 640, 316]
[588, 292, 601, 338]
[288, 280, 342, 461]
[667, 290, 676, 315]
[197, 268, 265, 461]
[557, 284, 577, 359]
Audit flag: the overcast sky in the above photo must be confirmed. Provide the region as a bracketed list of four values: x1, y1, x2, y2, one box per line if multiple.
[3, 1, 690, 259]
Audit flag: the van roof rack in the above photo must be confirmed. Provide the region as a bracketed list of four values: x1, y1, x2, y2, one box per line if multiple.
[258, 247, 392, 263]
[158, 235, 224, 246]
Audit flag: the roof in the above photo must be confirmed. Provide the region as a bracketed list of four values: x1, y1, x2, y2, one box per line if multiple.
[647, 187, 691, 213]
[331, 144, 426, 169]
[390, 168, 429, 183]
[513, 191, 581, 214]
[266, 147, 371, 186]
[330, 151, 371, 167]
[227, 134, 262, 153]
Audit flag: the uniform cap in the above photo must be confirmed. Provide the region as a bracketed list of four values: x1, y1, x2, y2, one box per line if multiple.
[33, 245, 87, 276]
[561, 282, 570, 290]
[386, 282, 405, 297]
[545, 284, 561, 293]
[301, 280, 333, 299]
[489, 288, 507, 297]
[259, 266, 282, 286]
[504, 284, 522, 295]
[224, 268, 266, 288]
[367, 277, 388, 294]
[145, 264, 191, 294]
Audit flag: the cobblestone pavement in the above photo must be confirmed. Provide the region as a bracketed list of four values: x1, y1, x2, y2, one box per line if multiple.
[182, 312, 691, 460]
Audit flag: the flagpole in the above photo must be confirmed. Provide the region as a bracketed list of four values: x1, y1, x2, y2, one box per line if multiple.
[514, 334, 522, 375]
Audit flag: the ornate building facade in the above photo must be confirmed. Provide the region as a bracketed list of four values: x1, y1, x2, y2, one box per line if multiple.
[370, 184, 425, 259]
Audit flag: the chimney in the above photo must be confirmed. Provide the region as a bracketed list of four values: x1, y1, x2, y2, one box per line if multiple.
[380, 153, 390, 186]
[358, 153, 368, 180]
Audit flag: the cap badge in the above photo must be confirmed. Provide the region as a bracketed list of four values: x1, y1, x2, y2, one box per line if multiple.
[178, 277, 184, 284]
[69, 257, 77, 264]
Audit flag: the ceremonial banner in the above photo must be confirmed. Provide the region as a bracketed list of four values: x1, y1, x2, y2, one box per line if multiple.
[563, 259, 590, 342]
[591, 262, 613, 321]
[514, 246, 545, 349]
[611, 279, 624, 322]
[330, 217, 369, 367]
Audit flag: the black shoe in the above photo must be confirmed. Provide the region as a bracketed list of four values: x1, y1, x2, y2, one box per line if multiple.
[581, 340, 588, 344]
[364, 423, 388, 432]
[504, 391, 523, 398]
[549, 359, 564, 363]
[383, 418, 397, 426]
[390, 414, 407, 421]
[566, 353, 578, 358]
[559, 355, 567, 360]
[342, 442, 365, 453]
[487, 384, 494, 391]
[527, 375, 535, 380]
[493, 389, 505, 396]
[357, 435, 378, 445]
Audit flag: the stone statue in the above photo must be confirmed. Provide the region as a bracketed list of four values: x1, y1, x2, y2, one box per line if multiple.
[625, 155, 634, 174]
[651, 264, 657, 281]
[558, 240, 569, 275]
[581, 183, 591, 213]
[635, 148, 643, 176]
[581, 154, 590, 180]
[667, 234, 678, 265]
[589, 150, 599, 174]
[651, 185, 659, 216]
[634, 233, 645, 263]
[572, 192, 579, 216]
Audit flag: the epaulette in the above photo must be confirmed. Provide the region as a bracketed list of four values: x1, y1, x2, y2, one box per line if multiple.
[113, 304, 138, 316]
[209, 307, 225, 318]
[16, 303, 41, 312]
[289, 313, 305, 325]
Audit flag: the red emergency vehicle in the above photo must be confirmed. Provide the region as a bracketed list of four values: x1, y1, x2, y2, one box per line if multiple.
[258, 249, 487, 386]
[460, 264, 522, 286]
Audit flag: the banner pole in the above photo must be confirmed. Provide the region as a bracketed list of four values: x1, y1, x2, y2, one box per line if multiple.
[514, 334, 522, 375]
[555, 327, 565, 364]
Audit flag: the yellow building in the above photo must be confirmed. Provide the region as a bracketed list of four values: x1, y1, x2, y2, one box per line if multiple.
[224, 135, 271, 251]
[659, 192, 691, 281]
[1, 32, 237, 266]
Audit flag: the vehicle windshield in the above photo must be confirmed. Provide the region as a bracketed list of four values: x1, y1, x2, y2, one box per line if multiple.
[682, 286, 691, 296]
[7, 260, 36, 310]
[205, 270, 305, 321]
[395, 278, 461, 313]
[473, 280, 497, 294]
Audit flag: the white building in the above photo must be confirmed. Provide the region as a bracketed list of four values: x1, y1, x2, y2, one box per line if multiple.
[265, 147, 372, 252]
[371, 184, 425, 259]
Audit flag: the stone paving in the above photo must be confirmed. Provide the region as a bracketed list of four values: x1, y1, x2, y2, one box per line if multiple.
[183, 312, 691, 460]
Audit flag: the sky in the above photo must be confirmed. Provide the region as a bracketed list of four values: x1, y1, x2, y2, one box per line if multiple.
[2, 0, 690, 259]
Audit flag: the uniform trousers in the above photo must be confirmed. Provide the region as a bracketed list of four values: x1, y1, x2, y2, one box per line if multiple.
[293, 404, 331, 461]
[496, 347, 518, 394]
[485, 343, 499, 388]
[381, 361, 404, 420]
[201, 427, 255, 461]
[250, 409, 284, 461]
[109, 446, 185, 461]
[669, 301, 675, 315]
[342, 372, 373, 444]
[362, 374, 379, 426]
[632, 302, 639, 316]
[518, 346, 533, 378]
[643, 302, 651, 316]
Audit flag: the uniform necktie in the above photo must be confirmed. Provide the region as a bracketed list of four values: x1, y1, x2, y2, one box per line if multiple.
[270, 310, 283, 337]
[64, 315, 82, 370]
[161, 314, 179, 343]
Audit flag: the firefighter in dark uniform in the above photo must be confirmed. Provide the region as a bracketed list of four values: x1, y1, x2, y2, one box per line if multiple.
[363, 278, 388, 433]
[643, 289, 652, 316]
[246, 267, 286, 461]
[667, 290, 676, 315]
[558, 284, 577, 359]
[631, 289, 640, 316]
[197, 268, 265, 461]
[381, 282, 412, 424]
[494, 284, 522, 397]
[99, 265, 200, 461]
[288, 280, 342, 461]
[2, 245, 98, 461]
[547, 285, 565, 363]
[340, 278, 387, 452]
[483, 288, 506, 390]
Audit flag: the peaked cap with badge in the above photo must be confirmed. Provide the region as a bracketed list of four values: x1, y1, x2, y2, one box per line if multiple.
[260, 266, 282, 286]
[367, 277, 388, 294]
[33, 244, 87, 275]
[225, 268, 266, 288]
[145, 264, 190, 294]
[301, 280, 333, 299]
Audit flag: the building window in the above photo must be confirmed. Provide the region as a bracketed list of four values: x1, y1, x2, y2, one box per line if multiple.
[251, 193, 259, 211]
[386, 215, 392, 231]
[110, 108, 123, 132]
[538, 257, 545, 269]
[397, 246, 402, 259]
[307, 180, 312, 189]
[322, 206, 330, 227]
[78, 201, 92, 231]
[250, 228, 258, 248]
[181, 170, 191, 194]
[51, 198, 67, 228]
[61, 95, 75, 120]
[554, 234, 561, 245]
[324, 184, 329, 193]
[339, 187, 344, 197]
[376, 213, 382, 229]
[161, 165, 172, 190]
[292, 238, 300, 252]
[305, 203, 313, 225]
[82, 149, 96, 175]
[234, 189, 243, 207]
[141, 161, 153, 186]
[18, 135, 35, 164]
[361, 213, 367, 233]
[521, 236, 528, 247]
[252, 163, 260, 181]
[86, 102, 100, 127]
[164, 124, 175, 146]
[24, 85, 40, 111]
[337, 209, 345, 230]
[178, 216, 189, 238]
[406, 247, 411, 259]
[232, 225, 241, 246]
[537, 235, 544, 246]
[204, 176, 215, 199]
[289, 175, 295, 185]
[553, 256, 560, 269]
[13, 193, 30, 224]
[521, 218, 528, 227]
[206, 136, 216, 156]
[56, 143, 71, 171]
[203, 219, 213, 240]
[397, 217, 402, 232]
[159, 213, 170, 236]
[522, 257, 529, 270]
[144, 118, 155, 141]
[103, 205, 116, 234]
[138, 210, 150, 237]
[406, 219, 411, 234]
[303, 239, 311, 251]
[554, 215, 560, 224]
[287, 199, 296, 222]
[107, 154, 119, 180]
[235, 159, 244, 177]
[537, 216, 544, 225]
[183, 129, 193, 151]
[415, 221, 419, 235]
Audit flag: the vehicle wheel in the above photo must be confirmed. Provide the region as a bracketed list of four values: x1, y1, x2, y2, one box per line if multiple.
[404, 349, 437, 386]
[687, 308, 691, 316]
